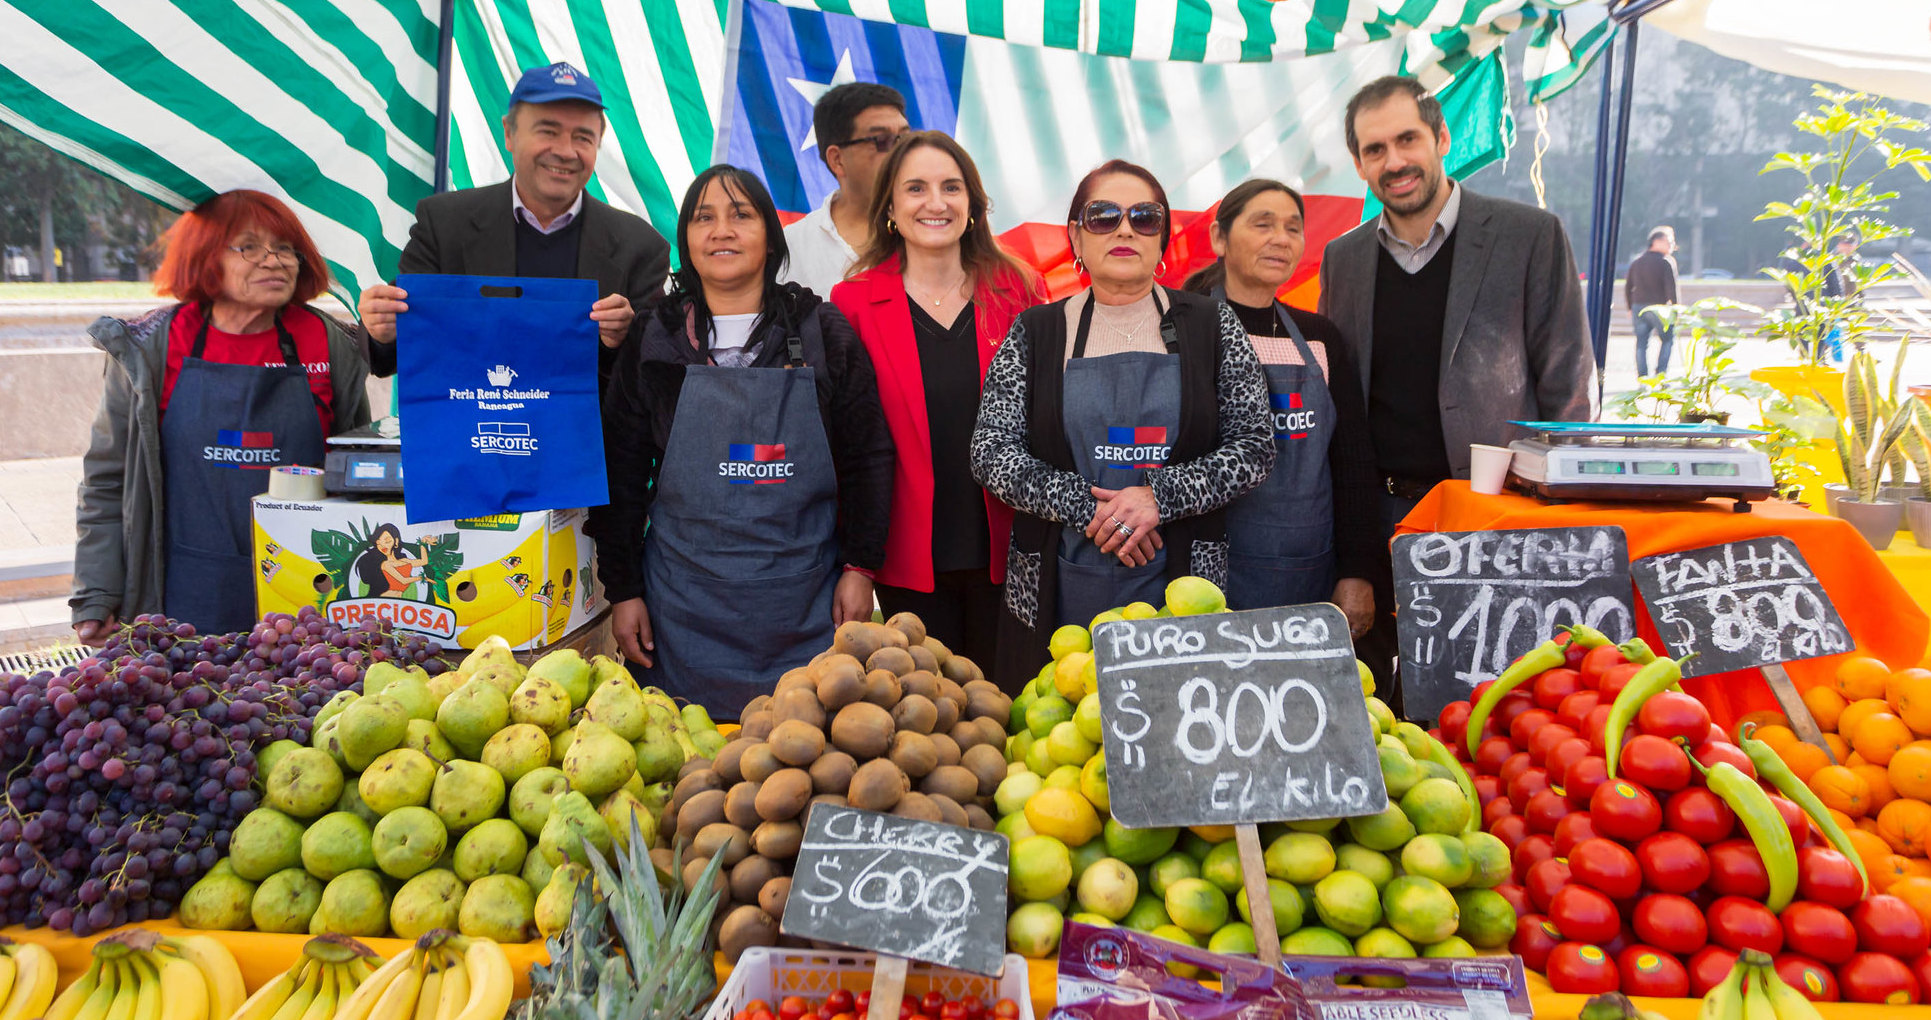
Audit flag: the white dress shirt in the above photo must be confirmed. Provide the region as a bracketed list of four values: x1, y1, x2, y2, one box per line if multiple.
[510, 177, 586, 235]
[1375, 179, 1462, 274]
[780, 195, 859, 297]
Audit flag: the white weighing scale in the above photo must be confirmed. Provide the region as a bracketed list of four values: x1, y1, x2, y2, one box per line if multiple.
[1506, 421, 1777, 506]
[323, 416, 403, 496]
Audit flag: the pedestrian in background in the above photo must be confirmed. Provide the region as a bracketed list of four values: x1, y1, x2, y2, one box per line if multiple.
[1627, 226, 1679, 377]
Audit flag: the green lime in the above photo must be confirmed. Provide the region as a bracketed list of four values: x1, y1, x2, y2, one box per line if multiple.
[1075, 693, 1104, 743]
[1103, 820, 1179, 865]
[1026, 696, 1074, 740]
[1347, 803, 1417, 852]
[1200, 838, 1247, 894]
[1007, 901, 1064, 958]
[1400, 833, 1474, 888]
[995, 811, 1037, 842]
[1076, 857, 1139, 920]
[1461, 832, 1512, 889]
[1354, 927, 1417, 985]
[1009, 835, 1073, 901]
[1179, 830, 1219, 861]
[1280, 926, 1354, 956]
[1067, 912, 1115, 928]
[1069, 838, 1110, 881]
[1207, 922, 1257, 956]
[1148, 852, 1201, 898]
[1123, 892, 1171, 932]
[1452, 888, 1518, 949]
[1400, 778, 1473, 836]
[1235, 878, 1305, 934]
[1263, 832, 1336, 885]
[1334, 845, 1396, 890]
[1312, 870, 1382, 936]
[994, 771, 1044, 817]
[1164, 877, 1230, 936]
[1382, 875, 1459, 945]
[1422, 935, 1477, 958]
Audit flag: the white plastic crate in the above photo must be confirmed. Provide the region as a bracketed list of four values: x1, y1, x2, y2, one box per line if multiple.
[706, 948, 1036, 1020]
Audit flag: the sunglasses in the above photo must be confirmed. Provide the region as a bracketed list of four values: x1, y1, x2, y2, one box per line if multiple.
[830, 131, 907, 154]
[1079, 200, 1166, 237]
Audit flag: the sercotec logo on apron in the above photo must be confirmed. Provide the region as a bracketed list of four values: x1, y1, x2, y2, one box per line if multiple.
[1271, 391, 1318, 440]
[472, 421, 538, 455]
[719, 443, 793, 484]
[202, 428, 282, 469]
[1095, 426, 1170, 469]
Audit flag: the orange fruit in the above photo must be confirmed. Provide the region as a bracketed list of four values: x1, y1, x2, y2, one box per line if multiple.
[1893, 669, 1931, 736]
[1878, 799, 1931, 856]
[1739, 710, 1790, 734]
[1848, 751, 1871, 768]
[1855, 713, 1915, 766]
[1812, 765, 1872, 818]
[1850, 827, 1893, 871]
[1839, 656, 1894, 701]
[1895, 878, 1931, 928]
[1840, 699, 1895, 745]
[1825, 733, 1852, 761]
[1828, 807, 1857, 832]
[1874, 854, 1915, 892]
[1859, 816, 1886, 838]
[1856, 763, 1899, 812]
[1906, 858, 1931, 878]
[1805, 686, 1850, 733]
[1891, 746, 1931, 801]
[1780, 741, 1833, 783]
[1754, 724, 1800, 752]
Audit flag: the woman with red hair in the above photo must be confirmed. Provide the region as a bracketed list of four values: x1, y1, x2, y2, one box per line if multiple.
[72, 189, 373, 640]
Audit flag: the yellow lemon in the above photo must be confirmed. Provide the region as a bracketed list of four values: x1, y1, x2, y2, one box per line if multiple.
[1080, 753, 1110, 813]
[1049, 625, 1092, 660]
[1025, 786, 1103, 847]
[1055, 652, 1093, 701]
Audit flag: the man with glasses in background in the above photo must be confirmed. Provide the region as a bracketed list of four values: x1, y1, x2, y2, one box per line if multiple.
[782, 83, 910, 296]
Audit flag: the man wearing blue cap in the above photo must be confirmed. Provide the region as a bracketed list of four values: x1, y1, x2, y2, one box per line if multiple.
[357, 62, 670, 382]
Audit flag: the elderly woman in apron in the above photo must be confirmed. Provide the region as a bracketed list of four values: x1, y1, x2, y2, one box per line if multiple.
[591, 166, 895, 718]
[969, 160, 1275, 692]
[1183, 180, 1380, 639]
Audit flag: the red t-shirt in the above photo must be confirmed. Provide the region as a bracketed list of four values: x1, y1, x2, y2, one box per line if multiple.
[163, 304, 334, 435]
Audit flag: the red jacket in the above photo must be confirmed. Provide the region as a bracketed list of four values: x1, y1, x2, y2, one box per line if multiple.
[832, 256, 1042, 591]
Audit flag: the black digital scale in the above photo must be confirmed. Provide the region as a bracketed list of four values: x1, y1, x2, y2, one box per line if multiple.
[323, 416, 403, 495]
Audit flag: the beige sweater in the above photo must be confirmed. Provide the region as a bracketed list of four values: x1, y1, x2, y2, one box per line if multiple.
[1061, 287, 1167, 364]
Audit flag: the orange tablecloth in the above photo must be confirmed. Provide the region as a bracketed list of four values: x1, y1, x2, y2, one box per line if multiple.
[1396, 484, 1931, 728]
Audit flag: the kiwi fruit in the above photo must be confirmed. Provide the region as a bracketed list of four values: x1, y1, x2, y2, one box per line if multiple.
[867, 646, 917, 678]
[927, 793, 969, 828]
[847, 758, 910, 812]
[923, 635, 953, 667]
[891, 792, 942, 822]
[885, 612, 927, 645]
[724, 781, 763, 828]
[741, 694, 773, 718]
[774, 669, 816, 697]
[972, 716, 1007, 750]
[891, 694, 938, 735]
[877, 624, 910, 650]
[898, 670, 941, 702]
[928, 732, 962, 768]
[730, 854, 784, 904]
[887, 730, 938, 779]
[694, 822, 752, 866]
[682, 855, 727, 901]
[963, 804, 995, 831]
[751, 819, 804, 859]
[740, 711, 777, 741]
[755, 768, 814, 822]
[941, 656, 985, 686]
[935, 676, 969, 710]
[739, 743, 783, 783]
[813, 655, 866, 711]
[907, 643, 940, 675]
[768, 720, 827, 766]
[948, 719, 985, 752]
[832, 621, 890, 662]
[931, 696, 961, 734]
[961, 743, 1007, 796]
[830, 701, 895, 758]
[808, 793, 849, 810]
[650, 847, 677, 880]
[862, 670, 902, 708]
[808, 751, 856, 795]
[718, 904, 780, 964]
[675, 788, 728, 841]
[771, 687, 827, 729]
[712, 740, 753, 784]
[671, 769, 725, 814]
[678, 757, 714, 781]
[921, 765, 980, 805]
[759, 876, 792, 920]
[964, 683, 1009, 722]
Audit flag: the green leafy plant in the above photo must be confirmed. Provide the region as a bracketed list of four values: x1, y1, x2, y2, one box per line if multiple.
[1752, 391, 1833, 501]
[1608, 298, 1763, 424]
[1833, 350, 1917, 503]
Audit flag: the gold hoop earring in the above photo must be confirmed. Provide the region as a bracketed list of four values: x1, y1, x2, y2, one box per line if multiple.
[1156, 259, 1168, 276]
[967, 216, 975, 230]
[886, 219, 897, 234]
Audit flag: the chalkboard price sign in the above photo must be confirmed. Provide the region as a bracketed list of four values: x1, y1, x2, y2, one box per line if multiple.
[1092, 603, 1386, 828]
[1632, 536, 1851, 678]
[1394, 526, 1636, 724]
[782, 805, 1010, 977]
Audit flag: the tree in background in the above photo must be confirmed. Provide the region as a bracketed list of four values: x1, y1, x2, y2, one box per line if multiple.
[0, 123, 172, 282]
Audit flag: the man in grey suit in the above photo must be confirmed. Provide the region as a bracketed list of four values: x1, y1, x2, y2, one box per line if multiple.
[356, 62, 670, 386]
[1318, 75, 1593, 696]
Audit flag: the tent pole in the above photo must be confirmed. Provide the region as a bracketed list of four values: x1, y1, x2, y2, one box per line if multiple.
[1599, 20, 1641, 382]
[1585, 32, 1617, 392]
[433, 0, 456, 193]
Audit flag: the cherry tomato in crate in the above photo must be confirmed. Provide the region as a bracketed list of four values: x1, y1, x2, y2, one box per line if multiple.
[1556, 692, 1602, 733]
[993, 1002, 1020, 1020]
[1797, 847, 1864, 909]
[1632, 894, 1708, 956]
[940, 1004, 969, 1020]
[1546, 943, 1621, 994]
[1508, 768, 1552, 813]
[921, 993, 945, 1016]
[1527, 724, 1581, 764]
[1510, 709, 1558, 752]
[1636, 691, 1712, 744]
[1781, 900, 1859, 964]
[780, 998, 810, 1020]
[1553, 812, 1604, 857]
[1534, 669, 1585, 711]
[1617, 945, 1689, 998]
[1852, 894, 1931, 958]
[1687, 946, 1741, 998]
[1589, 780, 1663, 841]
[1838, 952, 1921, 1005]
[1569, 838, 1642, 899]
[831, 993, 857, 1015]
[1580, 644, 1626, 685]
[959, 997, 983, 1020]
[1707, 840, 1772, 900]
[1635, 831, 1711, 896]
[1619, 734, 1692, 792]
[1564, 756, 1610, 809]
[1708, 896, 1783, 955]
[1511, 915, 1563, 972]
[1664, 787, 1735, 844]
[1474, 738, 1516, 777]
[1524, 856, 1571, 912]
[1549, 883, 1622, 944]
[1772, 955, 1839, 1002]
[1598, 663, 1643, 701]
[1514, 834, 1557, 885]
[1525, 788, 1574, 835]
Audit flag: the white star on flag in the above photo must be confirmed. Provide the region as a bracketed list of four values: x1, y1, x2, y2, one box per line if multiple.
[787, 49, 859, 152]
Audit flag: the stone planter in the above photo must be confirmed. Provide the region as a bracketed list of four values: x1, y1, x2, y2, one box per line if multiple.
[1910, 499, 1931, 548]
[1824, 483, 1850, 516]
[1837, 497, 1905, 550]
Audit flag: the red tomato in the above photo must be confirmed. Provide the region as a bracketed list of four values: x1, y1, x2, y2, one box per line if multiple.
[1708, 896, 1783, 954]
[1546, 942, 1621, 994]
[1771, 955, 1839, 1002]
[921, 993, 945, 1016]
[747, 1004, 773, 1016]
[1493, 882, 1533, 917]
[1527, 724, 1581, 763]
[1781, 900, 1859, 964]
[1515, 835, 1557, 884]
[1636, 691, 1712, 744]
[1492, 814, 1530, 853]
[1664, 787, 1736, 844]
[1766, 795, 1812, 849]
[1852, 894, 1931, 958]
[829, 994, 856, 1015]
[1580, 644, 1626, 684]
[1510, 914, 1564, 972]
[1564, 756, 1610, 808]
[1598, 663, 1643, 701]
[1510, 709, 1558, 751]
[1569, 838, 1643, 898]
[1473, 774, 1505, 805]
[1619, 734, 1693, 792]
[1474, 737, 1515, 776]
[1633, 894, 1709, 955]
[993, 1003, 1019, 1020]
[1525, 856, 1573, 912]
[1797, 847, 1865, 909]
[1438, 701, 1472, 749]
[1586, 706, 1620, 755]
[854, 992, 870, 1013]
[1636, 831, 1712, 895]
[781, 998, 811, 1020]
[1838, 952, 1921, 1005]
[1534, 669, 1585, 711]
[1483, 796, 1517, 827]
[1494, 694, 1539, 741]
[1557, 692, 1603, 732]
[1589, 780, 1663, 841]
[1499, 752, 1536, 787]
[753, 1011, 777, 1020]
[1911, 954, 1931, 1004]
[1707, 840, 1772, 900]
[940, 1005, 968, 1020]
[1562, 638, 1588, 669]
[1525, 788, 1575, 834]
[1688, 946, 1741, 997]
[959, 998, 984, 1020]
[1554, 812, 1604, 857]
[1690, 739, 1756, 781]
[1508, 767, 1552, 813]
[1550, 883, 1622, 943]
[1618, 945, 1689, 998]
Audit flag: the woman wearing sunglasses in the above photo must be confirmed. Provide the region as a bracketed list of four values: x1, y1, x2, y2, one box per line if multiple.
[831, 132, 1043, 670]
[1183, 180, 1379, 637]
[971, 160, 1274, 688]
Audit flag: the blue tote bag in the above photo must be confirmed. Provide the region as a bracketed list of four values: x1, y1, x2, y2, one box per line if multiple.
[395, 274, 608, 523]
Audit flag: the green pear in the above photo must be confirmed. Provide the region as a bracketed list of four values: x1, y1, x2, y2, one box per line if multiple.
[301, 811, 378, 879]
[636, 782, 671, 819]
[436, 679, 510, 759]
[632, 729, 685, 784]
[460, 635, 518, 674]
[681, 703, 718, 735]
[588, 655, 629, 690]
[403, 719, 458, 763]
[371, 806, 448, 879]
[432, 759, 506, 832]
[458, 874, 536, 943]
[562, 721, 637, 798]
[453, 818, 529, 882]
[598, 789, 655, 853]
[362, 661, 413, 700]
[334, 780, 381, 827]
[230, 807, 306, 881]
[251, 868, 324, 933]
[510, 675, 573, 735]
[426, 671, 466, 705]
[522, 843, 557, 891]
[360, 748, 437, 814]
[509, 767, 572, 837]
[538, 791, 612, 865]
[383, 674, 439, 722]
[528, 649, 593, 711]
[179, 868, 257, 930]
[266, 747, 344, 819]
[482, 724, 553, 785]
[550, 727, 574, 766]
[584, 681, 648, 742]
[312, 715, 348, 770]
[535, 862, 591, 936]
[470, 662, 526, 697]
[318, 869, 390, 936]
[338, 696, 410, 771]
[390, 868, 466, 940]
[620, 771, 646, 801]
[255, 740, 303, 789]
[314, 691, 359, 731]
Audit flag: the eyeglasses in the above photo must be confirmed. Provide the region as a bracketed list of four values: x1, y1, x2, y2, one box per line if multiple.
[1079, 200, 1166, 237]
[829, 131, 906, 154]
[227, 243, 303, 267]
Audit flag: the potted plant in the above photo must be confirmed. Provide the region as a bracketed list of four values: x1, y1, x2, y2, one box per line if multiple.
[1608, 298, 1762, 426]
[1897, 400, 1931, 547]
[1832, 351, 1915, 548]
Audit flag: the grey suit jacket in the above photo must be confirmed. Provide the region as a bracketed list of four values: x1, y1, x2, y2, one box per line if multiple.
[370, 180, 671, 380]
[1317, 185, 1594, 478]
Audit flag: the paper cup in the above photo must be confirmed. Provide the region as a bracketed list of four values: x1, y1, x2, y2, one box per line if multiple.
[1469, 444, 1514, 495]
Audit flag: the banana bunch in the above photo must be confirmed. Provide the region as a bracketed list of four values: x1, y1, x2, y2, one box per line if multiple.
[232, 935, 383, 1020]
[1699, 950, 1824, 1020]
[0, 937, 59, 1020]
[329, 930, 513, 1020]
[44, 933, 244, 1020]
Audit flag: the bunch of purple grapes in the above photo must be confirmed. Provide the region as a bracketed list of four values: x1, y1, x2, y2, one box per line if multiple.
[0, 606, 451, 935]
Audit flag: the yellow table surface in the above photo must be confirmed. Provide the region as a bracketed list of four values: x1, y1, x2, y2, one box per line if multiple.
[1876, 530, 1931, 631]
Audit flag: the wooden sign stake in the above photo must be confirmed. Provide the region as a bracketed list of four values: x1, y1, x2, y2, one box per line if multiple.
[1234, 824, 1280, 966]
[869, 955, 910, 1020]
[1762, 662, 1835, 761]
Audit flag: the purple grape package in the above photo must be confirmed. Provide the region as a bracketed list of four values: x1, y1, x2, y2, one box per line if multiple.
[1277, 955, 1533, 1020]
[1051, 923, 1312, 1020]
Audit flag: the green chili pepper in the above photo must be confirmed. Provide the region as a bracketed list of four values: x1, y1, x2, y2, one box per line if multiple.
[1602, 654, 1690, 780]
[1560, 624, 1613, 650]
[1618, 638, 1658, 665]
[1691, 754, 1798, 912]
[1461, 639, 1567, 760]
[1423, 734, 1484, 834]
[1739, 723, 1869, 898]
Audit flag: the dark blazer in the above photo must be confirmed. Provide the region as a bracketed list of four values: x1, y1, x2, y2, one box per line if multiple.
[1317, 185, 1593, 477]
[369, 180, 671, 379]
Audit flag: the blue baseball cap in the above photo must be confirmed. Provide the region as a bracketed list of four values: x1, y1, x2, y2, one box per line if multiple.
[508, 62, 604, 109]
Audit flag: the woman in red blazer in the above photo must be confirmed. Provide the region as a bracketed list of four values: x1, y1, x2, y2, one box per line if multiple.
[832, 131, 1043, 669]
